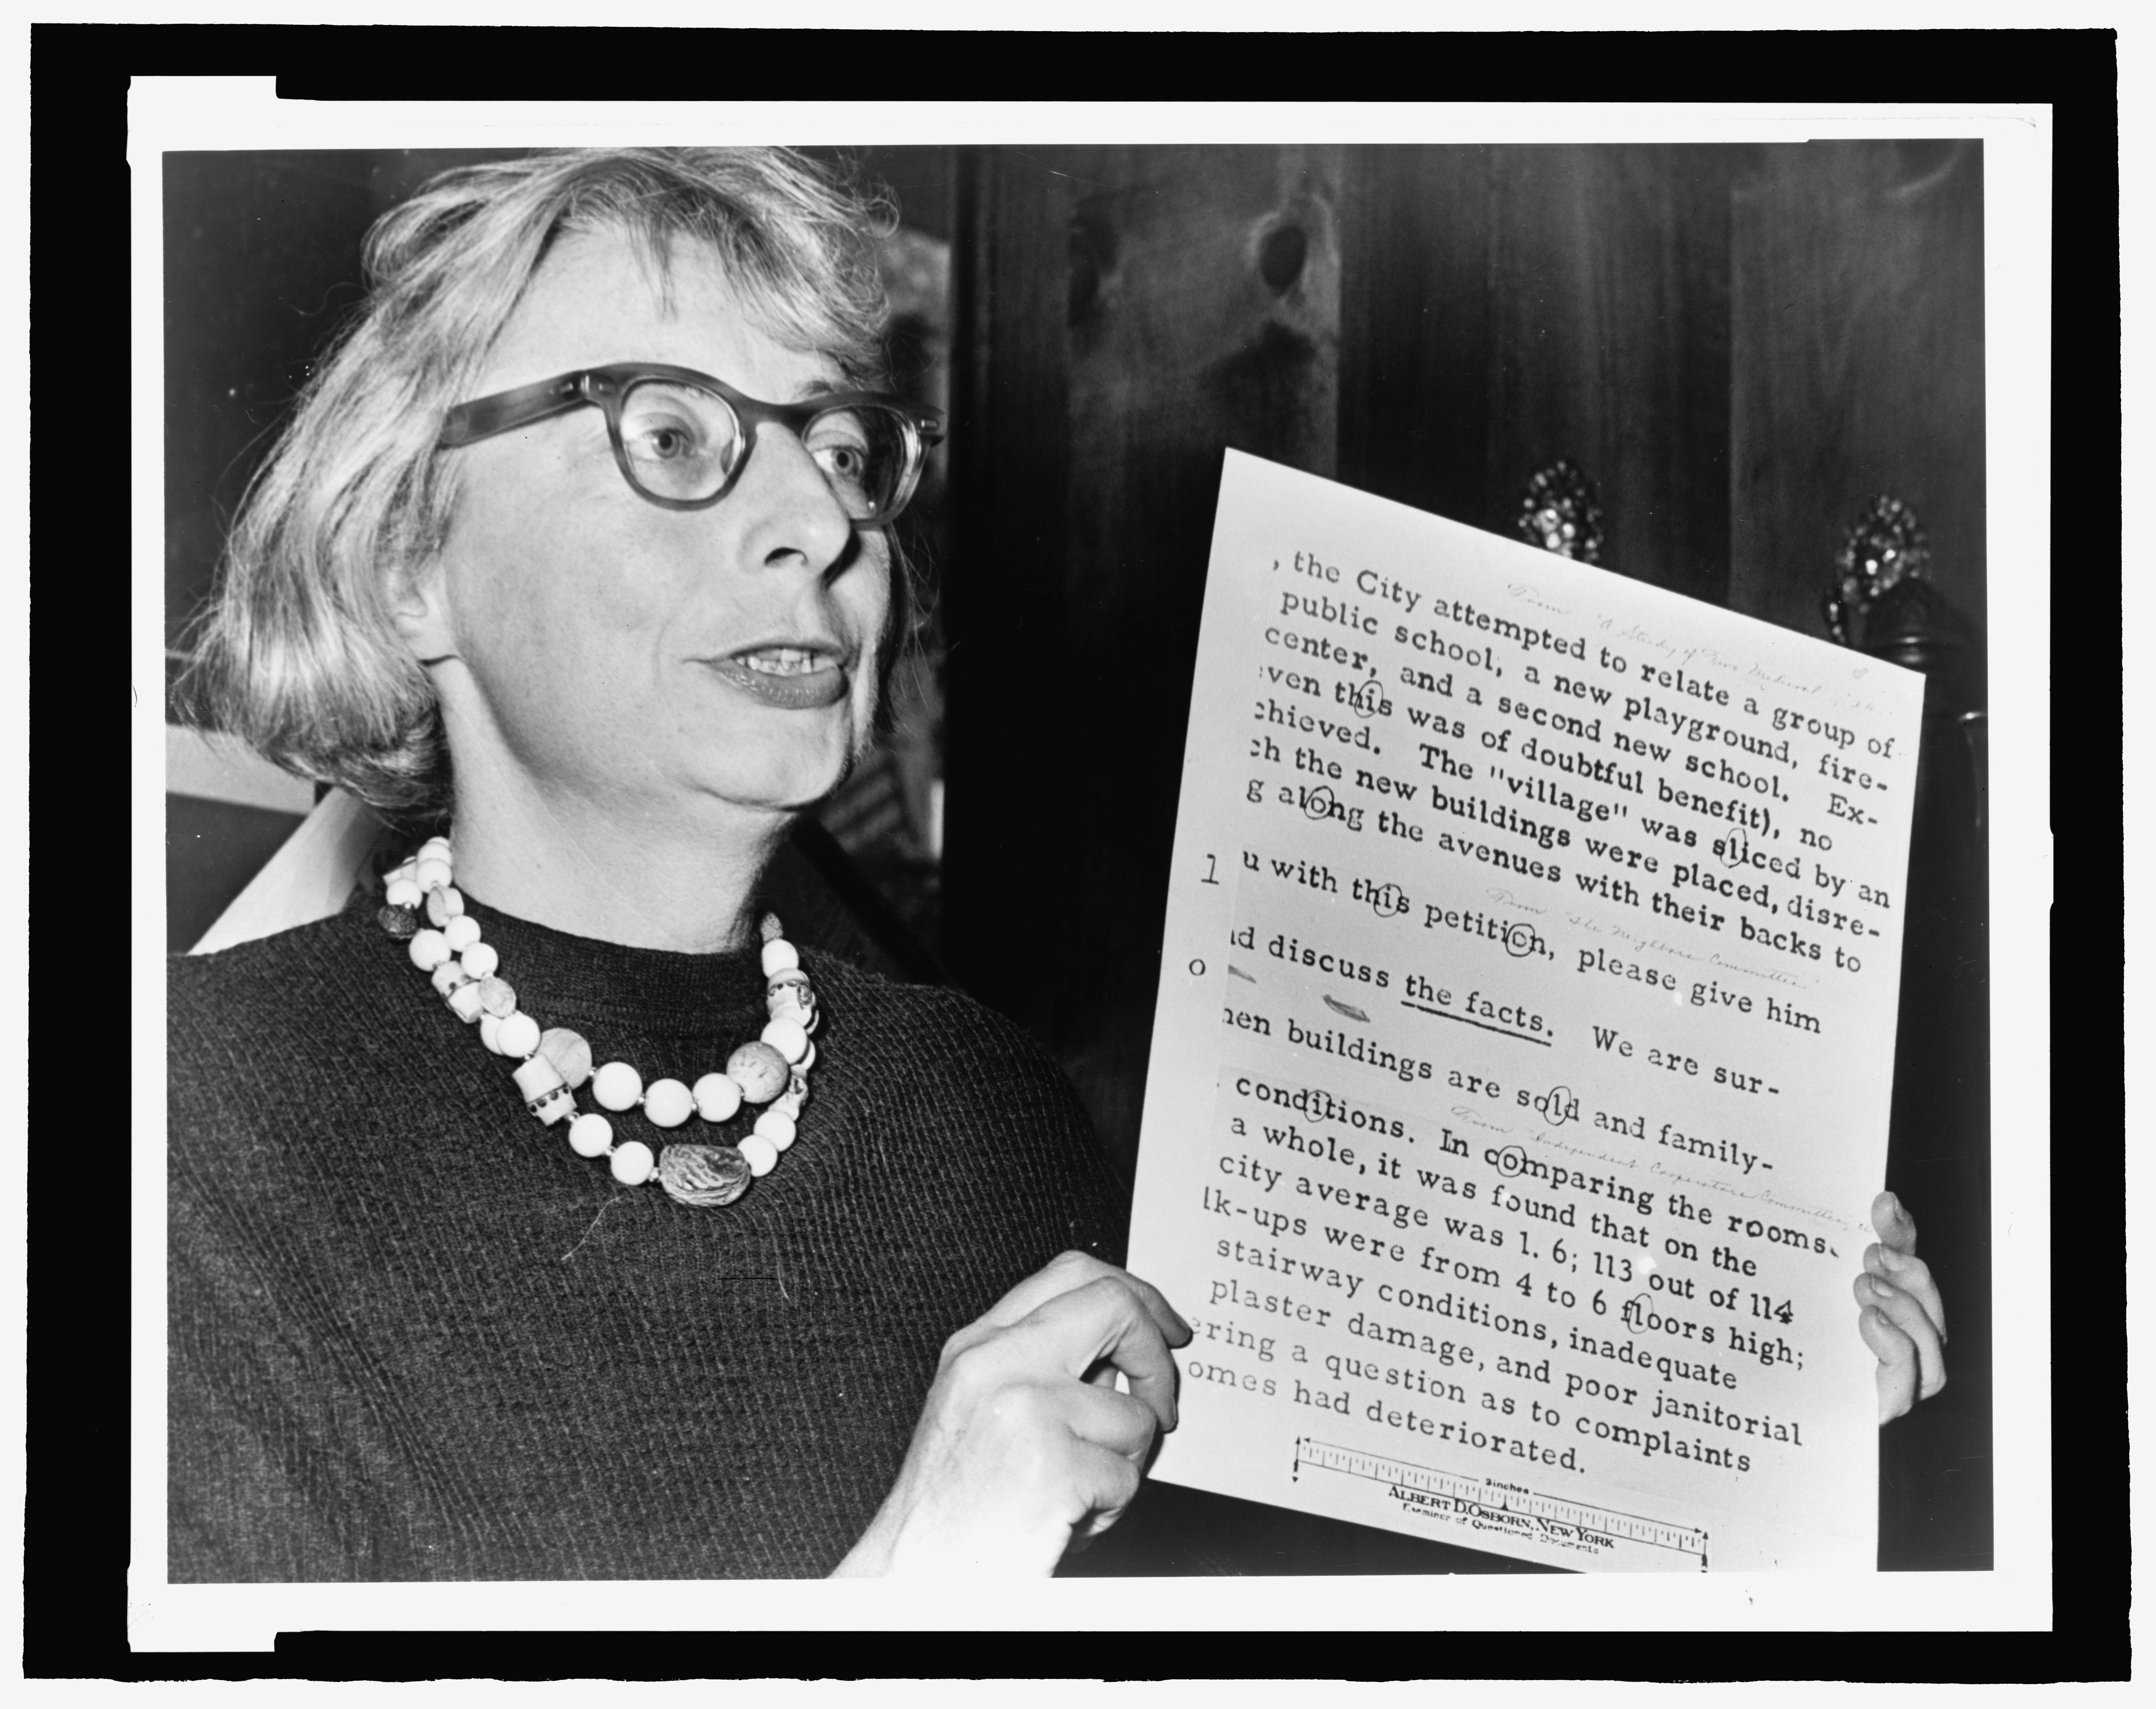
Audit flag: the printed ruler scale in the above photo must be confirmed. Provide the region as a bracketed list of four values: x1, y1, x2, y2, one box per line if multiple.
[1294, 1437, 1710, 1571]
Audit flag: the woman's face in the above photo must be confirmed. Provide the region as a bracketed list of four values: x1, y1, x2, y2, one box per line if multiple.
[419, 227, 892, 828]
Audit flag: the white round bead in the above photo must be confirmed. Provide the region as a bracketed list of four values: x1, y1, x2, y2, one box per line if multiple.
[479, 1012, 505, 1054]
[610, 1140, 656, 1186]
[753, 1108, 796, 1151]
[408, 929, 451, 971]
[497, 1011, 541, 1058]
[643, 1077, 694, 1128]
[459, 941, 500, 979]
[693, 1072, 743, 1122]
[443, 915, 482, 953]
[414, 857, 453, 893]
[567, 1112, 613, 1158]
[418, 835, 451, 858]
[425, 885, 465, 926]
[592, 1061, 643, 1112]
[761, 1015, 809, 1064]
[796, 1038, 816, 1073]
[446, 982, 485, 1023]
[385, 876, 423, 910]
[760, 940, 800, 977]
[738, 1134, 778, 1177]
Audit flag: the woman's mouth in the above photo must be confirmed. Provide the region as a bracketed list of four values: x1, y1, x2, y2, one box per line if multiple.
[703, 645, 852, 710]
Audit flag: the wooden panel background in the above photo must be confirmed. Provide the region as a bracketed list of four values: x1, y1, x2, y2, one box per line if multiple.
[1730, 140, 1987, 647]
[1484, 146, 1735, 605]
[947, 145, 1347, 1166]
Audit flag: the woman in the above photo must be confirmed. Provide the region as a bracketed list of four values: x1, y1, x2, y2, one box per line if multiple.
[169, 147, 1946, 1582]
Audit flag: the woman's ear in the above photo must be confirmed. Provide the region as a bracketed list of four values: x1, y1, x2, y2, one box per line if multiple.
[390, 551, 461, 668]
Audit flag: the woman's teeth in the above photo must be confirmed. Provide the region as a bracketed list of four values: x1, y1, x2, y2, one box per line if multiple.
[738, 648, 827, 676]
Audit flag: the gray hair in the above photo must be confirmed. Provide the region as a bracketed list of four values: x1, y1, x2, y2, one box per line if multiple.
[175, 147, 904, 823]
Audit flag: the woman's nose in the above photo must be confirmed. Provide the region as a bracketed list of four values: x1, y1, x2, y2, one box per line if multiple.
[732, 420, 856, 576]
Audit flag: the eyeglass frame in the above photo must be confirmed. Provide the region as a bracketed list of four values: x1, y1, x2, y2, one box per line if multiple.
[436, 363, 946, 525]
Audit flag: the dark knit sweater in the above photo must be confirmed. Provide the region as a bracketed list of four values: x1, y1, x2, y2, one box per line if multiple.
[167, 891, 1128, 1581]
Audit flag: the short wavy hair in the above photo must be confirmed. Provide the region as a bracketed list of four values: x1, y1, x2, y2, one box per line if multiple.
[175, 147, 905, 823]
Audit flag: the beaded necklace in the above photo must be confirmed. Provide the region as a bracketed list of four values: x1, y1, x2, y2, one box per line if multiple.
[376, 836, 817, 1208]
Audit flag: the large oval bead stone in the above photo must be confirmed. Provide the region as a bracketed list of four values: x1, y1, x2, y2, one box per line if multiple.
[378, 903, 420, 939]
[409, 929, 451, 971]
[760, 940, 800, 978]
[656, 1143, 752, 1208]
[478, 976, 517, 1017]
[609, 1140, 656, 1186]
[643, 1078, 694, 1128]
[692, 1072, 742, 1122]
[738, 1134, 779, 1177]
[726, 1041, 790, 1104]
[539, 1028, 593, 1089]
[592, 1061, 643, 1112]
[567, 1112, 613, 1158]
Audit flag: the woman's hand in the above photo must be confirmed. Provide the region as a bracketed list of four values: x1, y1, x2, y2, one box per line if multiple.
[833, 1250, 1192, 1579]
[1854, 1190, 1948, 1425]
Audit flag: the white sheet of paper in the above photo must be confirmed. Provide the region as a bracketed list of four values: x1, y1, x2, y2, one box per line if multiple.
[1130, 451, 1926, 1572]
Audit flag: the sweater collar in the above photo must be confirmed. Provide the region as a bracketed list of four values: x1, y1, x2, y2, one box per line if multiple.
[410, 890, 774, 1033]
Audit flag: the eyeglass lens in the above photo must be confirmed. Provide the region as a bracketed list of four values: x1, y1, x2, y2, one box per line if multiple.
[618, 379, 917, 519]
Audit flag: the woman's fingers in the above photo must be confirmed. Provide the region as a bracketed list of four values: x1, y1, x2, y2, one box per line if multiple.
[1056, 1374, 1162, 1462]
[970, 1249, 1115, 1329]
[972, 1250, 1192, 1349]
[1871, 1190, 1918, 1256]
[1065, 1438, 1146, 1538]
[1864, 1242, 1947, 1344]
[1853, 1270, 1947, 1401]
[842, 1253, 1192, 1578]
[1014, 1273, 1183, 1434]
[1858, 1304, 1921, 1423]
